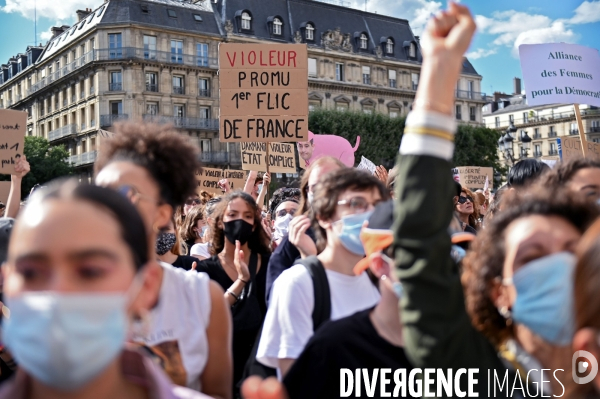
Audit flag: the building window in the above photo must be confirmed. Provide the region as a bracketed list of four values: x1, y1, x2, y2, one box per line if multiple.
[144, 35, 157, 59]
[198, 78, 210, 97]
[109, 71, 122, 91]
[241, 12, 251, 30]
[200, 139, 211, 153]
[388, 70, 396, 88]
[523, 112, 529, 124]
[197, 43, 209, 67]
[171, 40, 183, 64]
[534, 144, 541, 157]
[141, 4, 149, 14]
[550, 142, 557, 155]
[360, 33, 368, 49]
[362, 66, 371, 85]
[495, 117, 500, 128]
[273, 18, 282, 35]
[172, 75, 184, 95]
[174, 104, 185, 118]
[389, 109, 399, 118]
[335, 63, 344, 82]
[411, 73, 419, 90]
[193, 14, 202, 22]
[549, 126, 556, 137]
[363, 107, 373, 115]
[570, 122, 578, 135]
[108, 33, 122, 59]
[146, 102, 158, 115]
[308, 58, 317, 78]
[469, 106, 476, 121]
[308, 101, 321, 112]
[386, 38, 394, 54]
[409, 42, 416, 58]
[145, 72, 158, 92]
[199, 107, 210, 119]
[167, 9, 177, 18]
[455, 104, 462, 120]
[306, 23, 314, 40]
[110, 101, 122, 115]
[336, 103, 349, 112]
[509, 114, 514, 123]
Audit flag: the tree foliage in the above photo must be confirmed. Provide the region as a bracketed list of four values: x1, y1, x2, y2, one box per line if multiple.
[308, 109, 504, 173]
[0, 136, 74, 199]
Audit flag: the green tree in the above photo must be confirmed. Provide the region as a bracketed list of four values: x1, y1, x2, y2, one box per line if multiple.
[0, 136, 74, 199]
[308, 109, 505, 173]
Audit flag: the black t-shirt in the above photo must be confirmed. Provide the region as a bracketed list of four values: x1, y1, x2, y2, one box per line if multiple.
[195, 252, 270, 388]
[171, 255, 201, 271]
[283, 308, 416, 399]
[184, 238, 196, 254]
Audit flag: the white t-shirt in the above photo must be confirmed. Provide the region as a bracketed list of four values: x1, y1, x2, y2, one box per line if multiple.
[190, 243, 211, 259]
[131, 262, 211, 391]
[256, 263, 380, 370]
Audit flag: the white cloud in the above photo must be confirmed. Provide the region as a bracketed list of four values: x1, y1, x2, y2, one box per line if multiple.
[513, 21, 579, 53]
[567, 0, 600, 24]
[466, 48, 497, 60]
[0, 0, 101, 22]
[349, 0, 442, 36]
[40, 30, 53, 41]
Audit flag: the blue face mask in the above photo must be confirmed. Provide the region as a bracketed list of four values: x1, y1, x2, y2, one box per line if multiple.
[506, 252, 576, 346]
[335, 211, 372, 256]
[3, 291, 131, 391]
[451, 245, 467, 263]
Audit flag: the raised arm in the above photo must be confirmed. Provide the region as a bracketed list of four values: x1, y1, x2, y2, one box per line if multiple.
[243, 170, 258, 195]
[6, 155, 30, 219]
[393, 3, 503, 375]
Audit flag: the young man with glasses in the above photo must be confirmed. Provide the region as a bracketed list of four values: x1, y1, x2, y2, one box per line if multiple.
[256, 168, 389, 377]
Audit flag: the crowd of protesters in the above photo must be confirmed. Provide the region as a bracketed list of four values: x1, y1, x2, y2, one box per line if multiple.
[1, 3, 600, 399]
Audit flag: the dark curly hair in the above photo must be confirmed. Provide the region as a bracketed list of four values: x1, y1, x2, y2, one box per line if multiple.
[312, 168, 389, 252]
[541, 158, 600, 188]
[462, 189, 599, 348]
[210, 191, 271, 256]
[94, 122, 201, 209]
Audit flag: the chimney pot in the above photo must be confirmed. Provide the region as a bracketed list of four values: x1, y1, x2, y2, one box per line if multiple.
[76, 9, 91, 21]
[513, 77, 522, 95]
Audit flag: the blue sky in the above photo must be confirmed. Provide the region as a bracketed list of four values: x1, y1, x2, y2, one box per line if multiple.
[0, 0, 598, 96]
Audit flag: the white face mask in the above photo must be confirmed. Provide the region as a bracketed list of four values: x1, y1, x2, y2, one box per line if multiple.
[273, 213, 293, 241]
[2, 277, 142, 391]
[197, 225, 208, 238]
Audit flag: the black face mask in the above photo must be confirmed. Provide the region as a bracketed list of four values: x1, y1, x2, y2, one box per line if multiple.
[223, 219, 254, 246]
[155, 232, 177, 255]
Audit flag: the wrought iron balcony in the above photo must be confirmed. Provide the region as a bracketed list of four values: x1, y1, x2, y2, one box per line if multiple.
[570, 129, 579, 135]
[100, 114, 128, 127]
[533, 133, 542, 139]
[109, 83, 122, 91]
[549, 149, 559, 156]
[548, 131, 558, 138]
[48, 124, 78, 142]
[455, 90, 486, 101]
[142, 115, 218, 130]
[145, 84, 158, 92]
[173, 86, 185, 95]
[198, 89, 210, 98]
[533, 151, 543, 158]
[68, 151, 98, 167]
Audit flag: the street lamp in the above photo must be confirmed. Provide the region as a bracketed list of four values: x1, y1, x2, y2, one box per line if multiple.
[520, 130, 532, 158]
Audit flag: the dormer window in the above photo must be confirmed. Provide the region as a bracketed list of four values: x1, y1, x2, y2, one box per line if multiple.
[306, 23, 314, 40]
[273, 17, 282, 35]
[241, 12, 251, 30]
[360, 33, 368, 49]
[409, 42, 416, 57]
[386, 38, 394, 54]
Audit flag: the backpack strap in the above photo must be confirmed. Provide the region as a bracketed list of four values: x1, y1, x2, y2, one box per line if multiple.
[296, 256, 331, 331]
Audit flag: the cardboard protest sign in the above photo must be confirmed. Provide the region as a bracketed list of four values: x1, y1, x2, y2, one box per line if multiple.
[452, 167, 494, 190]
[0, 110, 26, 174]
[223, 169, 247, 191]
[219, 43, 308, 143]
[298, 131, 360, 169]
[519, 43, 600, 107]
[0, 181, 10, 205]
[195, 167, 224, 195]
[357, 156, 377, 175]
[240, 142, 296, 173]
[558, 137, 600, 162]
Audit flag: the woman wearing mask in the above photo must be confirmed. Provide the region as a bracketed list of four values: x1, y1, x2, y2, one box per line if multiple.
[392, 4, 597, 397]
[271, 199, 299, 248]
[156, 218, 201, 270]
[257, 168, 386, 377]
[454, 187, 479, 233]
[94, 122, 232, 398]
[181, 205, 208, 256]
[195, 192, 271, 396]
[191, 198, 222, 260]
[265, 157, 345, 302]
[0, 181, 210, 399]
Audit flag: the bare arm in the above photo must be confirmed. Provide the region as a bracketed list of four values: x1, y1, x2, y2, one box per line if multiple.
[243, 170, 258, 195]
[256, 172, 270, 209]
[6, 155, 30, 219]
[200, 280, 233, 399]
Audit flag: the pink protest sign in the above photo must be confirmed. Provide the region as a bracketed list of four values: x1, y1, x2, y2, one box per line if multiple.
[297, 131, 360, 168]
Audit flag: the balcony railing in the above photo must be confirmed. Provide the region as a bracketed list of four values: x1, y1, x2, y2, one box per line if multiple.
[389, 80, 396, 88]
[362, 75, 371, 85]
[533, 133, 542, 139]
[173, 86, 185, 95]
[456, 90, 486, 101]
[548, 131, 558, 137]
[198, 89, 210, 97]
[533, 151, 543, 158]
[469, 114, 476, 121]
[96, 47, 218, 69]
[145, 84, 158, 92]
[100, 114, 128, 127]
[68, 151, 98, 167]
[48, 123, 78, 142]
[570, 129, 579, 135]
[109, 83, 122, 91]
[591, 126, 600, 133]
[549, 149, 559, 156]
[28, 51, 95, 96]
[199, 152, 242, 166]
[142, 115, 219, 130]
[486, 109, 600, 129]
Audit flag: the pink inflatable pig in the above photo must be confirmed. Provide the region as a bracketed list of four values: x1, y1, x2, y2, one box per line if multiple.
[297, 131, 360, 168]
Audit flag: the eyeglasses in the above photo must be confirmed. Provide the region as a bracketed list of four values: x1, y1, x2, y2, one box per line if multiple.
[116, 185, 159, 205]
[457, 196, 474, 204]
[337, 197, 376, 213]
[185, 198, 202, 206]
[276, 208, 296, 218]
